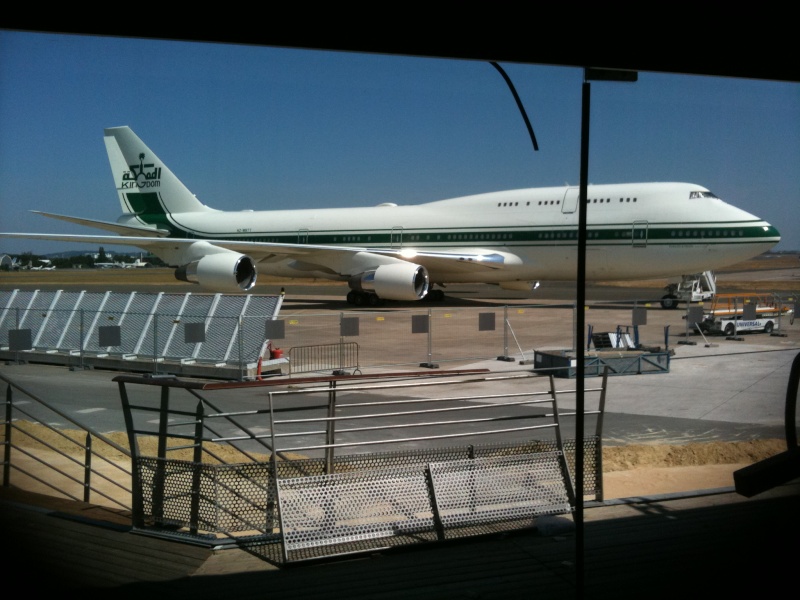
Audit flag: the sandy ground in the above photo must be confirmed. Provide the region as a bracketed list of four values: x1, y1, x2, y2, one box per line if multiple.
[3, 422, 789, 513]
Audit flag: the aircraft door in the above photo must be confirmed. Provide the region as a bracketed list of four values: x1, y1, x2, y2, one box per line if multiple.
[632, 221, 648, 247]
[391, 226, 403, 249]
[562, 187, 579, 214]
[298, 229, 309, 244]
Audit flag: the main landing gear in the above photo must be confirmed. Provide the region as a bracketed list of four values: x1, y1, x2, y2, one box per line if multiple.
[425, 289, 445, 302]
[345, 287, 447, 306]
[346, 290, 384, 306]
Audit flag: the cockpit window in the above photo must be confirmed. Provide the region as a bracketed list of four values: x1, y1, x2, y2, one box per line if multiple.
[689, 190, 719, 199]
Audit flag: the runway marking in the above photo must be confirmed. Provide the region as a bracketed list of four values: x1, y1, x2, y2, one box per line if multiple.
[76, 408, 105, 414]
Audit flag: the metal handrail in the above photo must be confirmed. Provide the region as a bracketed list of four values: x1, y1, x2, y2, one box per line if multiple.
[1, 371, 133, 510]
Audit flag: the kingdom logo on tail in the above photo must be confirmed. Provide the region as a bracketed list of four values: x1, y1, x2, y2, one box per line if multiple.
[1, 126, 781, 302]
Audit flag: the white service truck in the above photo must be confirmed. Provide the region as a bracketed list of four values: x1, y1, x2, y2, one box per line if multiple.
[698, 314, 778, 336]
[697, 292, 794, 336]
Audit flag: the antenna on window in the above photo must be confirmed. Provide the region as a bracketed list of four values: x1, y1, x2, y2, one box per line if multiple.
[490, 62, 539, 153]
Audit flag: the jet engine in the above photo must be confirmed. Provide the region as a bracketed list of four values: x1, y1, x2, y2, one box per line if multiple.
[349, 263, 429, 301]
[175, 252, 257, 292]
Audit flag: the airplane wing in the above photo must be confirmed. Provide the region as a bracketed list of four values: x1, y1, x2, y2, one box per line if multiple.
[0, 232, 522, 277]
[362, 247, 523, 274]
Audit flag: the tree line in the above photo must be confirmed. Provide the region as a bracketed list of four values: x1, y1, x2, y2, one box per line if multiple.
[1, 249, 166, 270]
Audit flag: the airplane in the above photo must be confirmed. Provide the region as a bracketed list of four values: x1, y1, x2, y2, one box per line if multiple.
[123, 256, 150, 268]
[95, 257, 148, 269]
[29, 259, 56, 271]
[0, 126, 781, 306]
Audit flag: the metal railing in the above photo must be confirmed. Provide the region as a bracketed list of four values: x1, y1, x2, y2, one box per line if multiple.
[1, 371, 133, 511]
[271, 304, 579, 372]
[288, 342, 360, 375]
[113, 368, 608, 563]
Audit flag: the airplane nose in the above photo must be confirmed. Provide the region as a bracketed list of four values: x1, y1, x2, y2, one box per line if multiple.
[765, 223, 780, 239]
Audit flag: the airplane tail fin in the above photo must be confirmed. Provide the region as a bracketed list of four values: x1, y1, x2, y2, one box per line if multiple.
[104, 126, 214, 229]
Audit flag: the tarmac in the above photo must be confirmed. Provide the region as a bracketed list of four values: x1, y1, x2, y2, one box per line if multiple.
[1, 275, 799, 598]
[2, 338, 799, 598]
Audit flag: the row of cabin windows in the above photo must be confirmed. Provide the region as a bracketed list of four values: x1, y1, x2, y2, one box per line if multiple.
[332, 229, 747, 243]
[496, 198, 638, 207]
[256, 226, 747, 244]
[671, 229, 745, 237]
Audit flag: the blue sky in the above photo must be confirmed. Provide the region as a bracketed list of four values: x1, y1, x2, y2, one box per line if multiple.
[1, 30, 798, 255]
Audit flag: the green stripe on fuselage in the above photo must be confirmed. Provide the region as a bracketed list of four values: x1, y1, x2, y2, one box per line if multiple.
[218, 224, 779, 246]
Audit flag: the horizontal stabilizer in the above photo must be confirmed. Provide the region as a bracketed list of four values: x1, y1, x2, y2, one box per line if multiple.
[31, 211, 170, 237]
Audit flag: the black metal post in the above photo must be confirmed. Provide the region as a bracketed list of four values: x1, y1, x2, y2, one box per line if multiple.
[325, 381, 337, 474]
[190, 400, 204, 535]
[3, 385, 12, 486]
[575, 75, 591, 597]
[118, 381, 145, 528]
[83, 433, 92, 503]
[153, 385, 170, 523]
[576, 66, 637, 599]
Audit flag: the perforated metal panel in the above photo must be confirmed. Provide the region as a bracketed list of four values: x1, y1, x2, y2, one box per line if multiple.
[563, 437, 602, 499]
[121, 293, 161, 355]
[1, 290, 281, 367]
[0, 291, 16, 344]
[241, 295, 282, 357]
[321, 445, 472, 474]
[136, 294, 185, 356]
[277, 464, 434, 555]
[84, 292, 131, 353]
[272, 438, 600, 501]
[274, 451, 574, 560]
[196, 296, 247, 362]
[5, 290, 34, 311]
[118, 370, 604, 563]
[165, 294, 215, 359]
[33, 292, 83, 348]
[17, 291, 58, 342]
[0, 290, 15, 313]
[62, 292, 107, 351]
[429, 453, 572, 535]
[136, 457, 276, 534]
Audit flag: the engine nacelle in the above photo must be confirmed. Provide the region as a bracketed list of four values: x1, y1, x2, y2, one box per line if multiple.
[175, 252, 257, 292]
[349, 263, 429, 301]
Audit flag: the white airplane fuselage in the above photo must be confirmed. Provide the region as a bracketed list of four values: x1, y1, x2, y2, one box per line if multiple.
[165, 183, 776, 283]
[0, 127, 780, 301]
